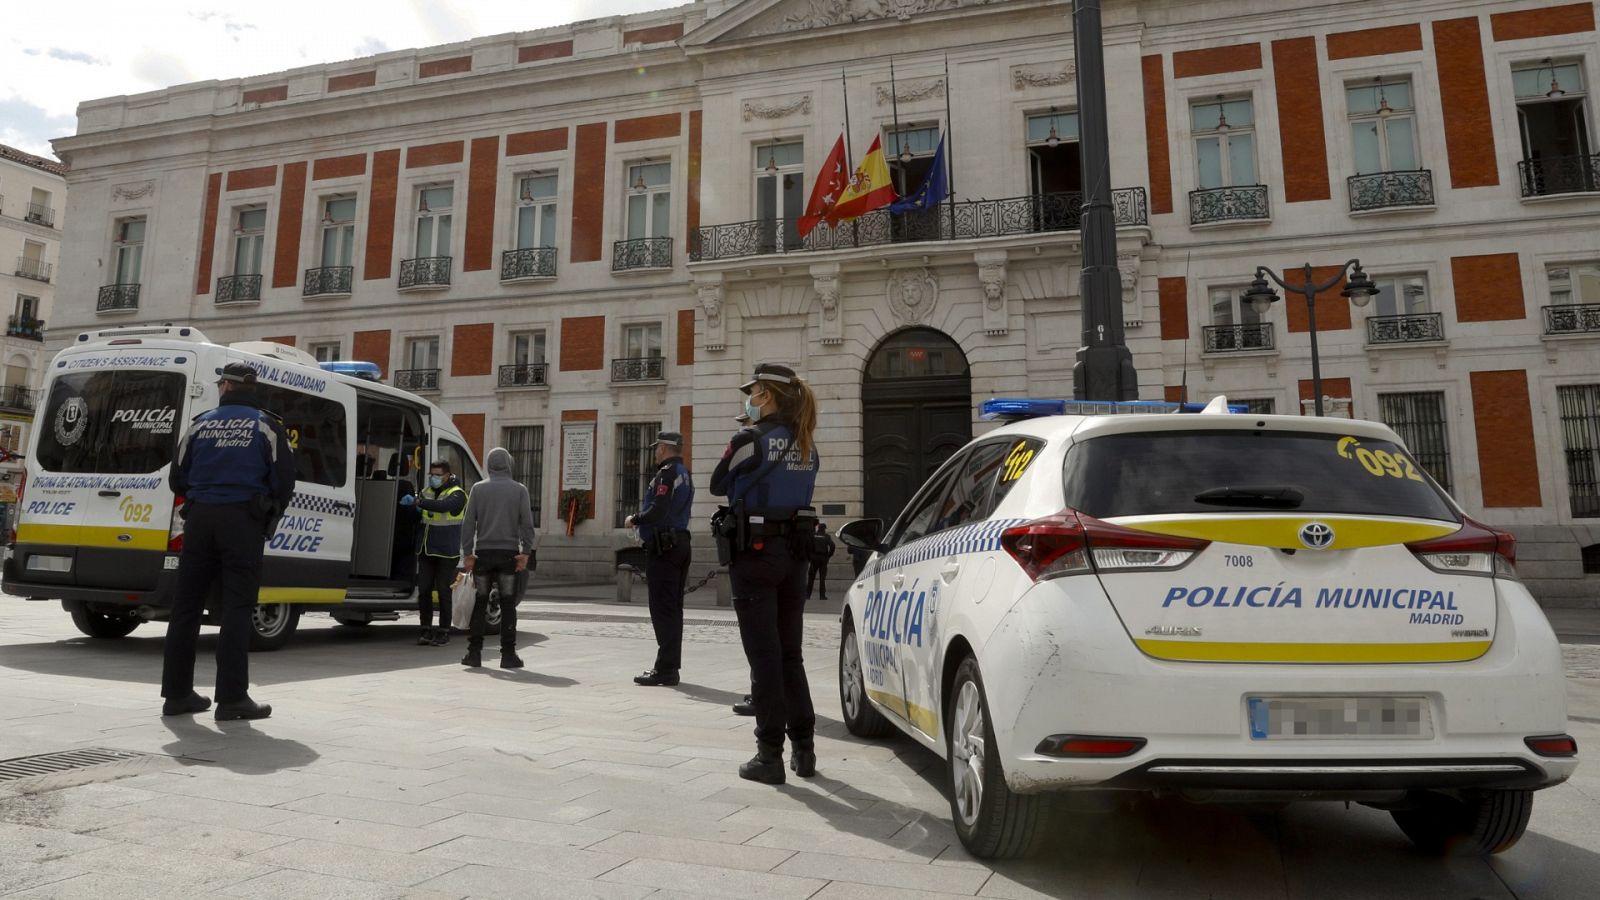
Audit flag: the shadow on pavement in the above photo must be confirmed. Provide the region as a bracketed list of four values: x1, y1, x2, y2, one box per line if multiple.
[159, 716, 321, 774]
[467, 667, 578, 687]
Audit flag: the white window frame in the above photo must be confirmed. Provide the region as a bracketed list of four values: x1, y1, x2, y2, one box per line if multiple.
[1369, 274, 1432, 317]
[1347, 77, 1421, 174]
[404, 335, 440, 371]
[232, 206, 267, 277]
[1548, 262, 1600, 305]
[413, 184, 454, 258]
[113, 217, 146, 285]
[621, 321, 663, 359]
[510, 329, 547, 366]
[625, 161, 672, 241]
[318, 195, 357, 268]
[1208, 284, 1264, 327]
[514, 173, 559, 250]
[1191, 96, 1258, 189]
[309, 341, 342, 363]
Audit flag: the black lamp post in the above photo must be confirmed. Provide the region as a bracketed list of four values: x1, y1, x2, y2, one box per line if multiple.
[1241, 260, 1380, 417]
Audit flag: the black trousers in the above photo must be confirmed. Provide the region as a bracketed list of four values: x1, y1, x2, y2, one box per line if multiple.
[645, 533, 691, 671]
[417, 554, 458, 628]
[469, 549, 521, 652]
[731, 540, 815, 751]
[162, 501, 266, 704]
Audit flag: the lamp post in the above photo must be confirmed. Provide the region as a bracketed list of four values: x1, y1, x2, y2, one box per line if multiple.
[1241, 260, 1380, 417]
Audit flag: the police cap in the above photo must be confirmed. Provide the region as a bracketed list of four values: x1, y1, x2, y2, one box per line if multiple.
[216, 362, 258, 386]
[739, 362, 797, 394]
[651, 431, 683, 448]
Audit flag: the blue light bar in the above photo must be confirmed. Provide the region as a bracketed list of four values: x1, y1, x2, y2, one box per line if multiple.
[319, 360, 383, 382]
[980, 397, 1246, 421]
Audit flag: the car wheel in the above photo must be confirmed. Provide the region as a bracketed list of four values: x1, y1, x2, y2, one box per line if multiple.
[839, 618, 894, 738]
[947, 655, 1046, 859]
[248, 604, 300, 651]
[67, 604, 141, 639]
[1390, 789, 1533, 856]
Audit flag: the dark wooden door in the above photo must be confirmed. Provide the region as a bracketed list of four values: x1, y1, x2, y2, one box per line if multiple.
[863, 382, 971, 526]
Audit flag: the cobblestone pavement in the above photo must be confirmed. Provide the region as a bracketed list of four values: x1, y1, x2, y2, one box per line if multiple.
[3, 595, 1599, 899]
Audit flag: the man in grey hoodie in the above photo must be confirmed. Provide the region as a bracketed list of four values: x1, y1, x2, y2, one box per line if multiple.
[460, 447, 537, 669]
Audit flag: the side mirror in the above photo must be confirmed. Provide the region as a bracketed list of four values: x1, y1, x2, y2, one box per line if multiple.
[839, 518, 885, 552]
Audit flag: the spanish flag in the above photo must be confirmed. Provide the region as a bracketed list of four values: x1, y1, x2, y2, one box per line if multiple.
[828, 135, 898, 225]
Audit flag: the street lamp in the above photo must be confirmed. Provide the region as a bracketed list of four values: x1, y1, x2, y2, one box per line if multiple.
[1242, 260, 1380, 417]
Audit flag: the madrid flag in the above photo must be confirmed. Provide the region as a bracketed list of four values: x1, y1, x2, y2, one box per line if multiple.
[828, 135, 898, 225]
[797, 134, 848, 239]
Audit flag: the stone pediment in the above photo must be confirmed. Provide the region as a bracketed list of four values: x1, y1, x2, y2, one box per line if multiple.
[706, 0, 1006, 43]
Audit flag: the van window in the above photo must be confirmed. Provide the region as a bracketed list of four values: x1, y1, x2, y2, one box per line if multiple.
[355, 397, 427, 488]
[35, 371, 186, 475]
[437, 438, 482, 490]
[256, 383, 348, 487]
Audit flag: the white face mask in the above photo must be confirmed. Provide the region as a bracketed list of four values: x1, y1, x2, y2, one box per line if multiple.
[428, 475, 444, 489]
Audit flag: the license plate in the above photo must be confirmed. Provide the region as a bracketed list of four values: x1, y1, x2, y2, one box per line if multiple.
[26, 555, 72, 573]
[163, 556, 180, 570]
[1248, 696, 1432, 740]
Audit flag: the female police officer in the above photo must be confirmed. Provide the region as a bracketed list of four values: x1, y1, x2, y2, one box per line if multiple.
[710, 363, 821, 784]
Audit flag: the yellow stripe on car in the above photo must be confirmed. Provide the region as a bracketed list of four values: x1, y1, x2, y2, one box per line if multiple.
[258, 588, 347, 604]
[16, 524, 168, 552]
[868, 688, 940, 733]
[1135, 639, 1493, 664]
[1115, 515, 1459, 550]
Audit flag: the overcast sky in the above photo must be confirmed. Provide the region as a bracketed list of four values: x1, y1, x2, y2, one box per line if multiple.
[1, 0, 683, 161]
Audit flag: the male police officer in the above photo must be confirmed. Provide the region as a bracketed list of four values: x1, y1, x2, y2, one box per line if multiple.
[629, 432, 694, 686]
[161, 362, 295, 721]
[404, 459, 467, 645]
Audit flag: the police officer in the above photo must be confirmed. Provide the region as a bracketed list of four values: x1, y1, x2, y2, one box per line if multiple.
[711, 363, 821, 783]
[628, 432, 694, 686]
[403, 459, 467, 645]
[724, 412, 756, 718]
[160, 362, 295, 721]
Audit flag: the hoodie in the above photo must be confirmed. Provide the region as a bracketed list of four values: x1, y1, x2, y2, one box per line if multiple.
[460, 447, 536, 555]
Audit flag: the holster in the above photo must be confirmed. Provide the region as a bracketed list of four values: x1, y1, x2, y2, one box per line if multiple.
[711, 506, 734, 566]
[649, 530, 678, 555]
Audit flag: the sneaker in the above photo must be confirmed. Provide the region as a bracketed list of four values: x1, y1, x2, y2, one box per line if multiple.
[500, 651, 524, 669]
[461, 648, 482, 668]
[161, 692, 211, 717]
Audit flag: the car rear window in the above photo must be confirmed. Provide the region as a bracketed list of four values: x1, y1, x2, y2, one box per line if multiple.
[1062, 429, 1458, 521]
[35, 371, 187, 475]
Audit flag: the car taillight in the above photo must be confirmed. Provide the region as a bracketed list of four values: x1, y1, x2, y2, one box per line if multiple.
[1406, 517, 1517, 579]
[1035, 734, 1147, 758]
[168, 495, 185, 553]
[1000, 509, 1210, 581]
[1525, 734, 1578, 758]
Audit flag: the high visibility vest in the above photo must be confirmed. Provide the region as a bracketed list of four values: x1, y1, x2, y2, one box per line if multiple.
[419, 484, 467, 557]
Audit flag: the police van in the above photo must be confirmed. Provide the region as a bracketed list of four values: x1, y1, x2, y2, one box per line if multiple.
[836, 397, 1577, 860]
[3, 325, 485, 650]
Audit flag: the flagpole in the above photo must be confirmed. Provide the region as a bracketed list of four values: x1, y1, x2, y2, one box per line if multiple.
[890, 58, 906, 196]
[841, 67, 858, 247]
[944, 54, 956, 239]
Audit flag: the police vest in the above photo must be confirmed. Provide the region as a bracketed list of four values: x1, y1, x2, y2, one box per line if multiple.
[729, 422, 818, 518]
[176, 403, 283, 505]
[419, 484, 467, 557]
[639, 460, 694, 540]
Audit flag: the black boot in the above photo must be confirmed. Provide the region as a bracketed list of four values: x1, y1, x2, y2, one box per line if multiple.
[461, 646, 482, 667]
[161, 691, 211, 717]
[790, 742, 817, 778]
[500, 649, 524, 669]
[739, 743, 786, 785]
[215, 695, 271, 721]
[732, 694, 755, 716]
[418, 626, 434, 646]
[433, 628, 451, 646]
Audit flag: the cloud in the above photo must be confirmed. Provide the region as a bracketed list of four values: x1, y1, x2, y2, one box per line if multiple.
[47, 48, 105, 65]
[408, 0, 475, 44]
[0, 97, 76, 160]
[130, 50, 196, 90]
[353, 37, 390, 58]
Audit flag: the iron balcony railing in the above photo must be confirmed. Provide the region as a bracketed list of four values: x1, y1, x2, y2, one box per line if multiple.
[1518, 154, 1600, 198]
[14, 257, 51, 282]
[613, 237, 673, 271]
[303, 265, 353, 297]
[498, 363, 549, 388]
[398, 256, 452, 289]
[1368, 312, 1445, 344]
[0, 385, 39, 413]
[1347, 170, 1435, 212]
[25, 203, 55, 227]
[690, 188, 1149, 262]
[216, 274, 262, 304]
[97, 283, 140, 313]
[394, 368, 440, 392]
[1189, 185, 1270, 225]
[1202, 322, 1275, 352]
[611, 356, 665, 383]
[1544, 303, 1600, 335]
[501, 247, 558, 280]
[6, 315, 44, 341]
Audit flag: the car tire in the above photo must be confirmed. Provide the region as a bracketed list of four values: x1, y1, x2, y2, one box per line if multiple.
[1390, 789, 1533, 856]
[67, 604, 141, 639]
[248, 604, 300, 652]
[946, 655, 1046, 860]
[839, 618, 895, 738]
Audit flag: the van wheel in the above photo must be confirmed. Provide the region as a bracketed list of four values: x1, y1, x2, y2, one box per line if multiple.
[947, 656, 1046, 859]
[1391, 789, 1533, 856]
[68, 605, 141, 639]
[839, 618, 894, 738]
[249, 605, 300, 651]
[483, 594, 503, 636]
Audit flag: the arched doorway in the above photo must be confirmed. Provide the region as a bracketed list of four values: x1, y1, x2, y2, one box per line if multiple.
[861, 328, 972, 526]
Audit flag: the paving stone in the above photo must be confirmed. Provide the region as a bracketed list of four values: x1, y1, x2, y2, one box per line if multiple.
[280, 794, 458, 828]
[588, 830, 795, 872]
[420, 833, 629, 879]
[425, 792, 611, 824]
[414, 863, 653, 900]
[220, 867, 465, 900]
[88, 814, 298, 858]
[0, 821, 113, 864]
[599, 857, 826, 899]
[4, 871, 188, 899]
[775, 850, 992, 893]
[422, 811, 618, 849]
[67, 842, 276, 890]
[577, 809, 771, 845]
[118, 793, 301, 829]
[254, 811, 455, 854]
[244, 837, 463, 886]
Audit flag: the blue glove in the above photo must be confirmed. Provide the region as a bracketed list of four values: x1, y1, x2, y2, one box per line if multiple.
[399, 494, 416, 507]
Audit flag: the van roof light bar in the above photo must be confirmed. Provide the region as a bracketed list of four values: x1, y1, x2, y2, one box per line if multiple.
[980, 397, 1246, 421]
[318, 360, 383, 382]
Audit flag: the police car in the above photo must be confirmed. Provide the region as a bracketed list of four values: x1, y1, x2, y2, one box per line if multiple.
[836, 397, 1577, 860]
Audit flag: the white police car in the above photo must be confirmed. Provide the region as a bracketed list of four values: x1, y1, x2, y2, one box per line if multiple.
[836, 397, 1577, 859]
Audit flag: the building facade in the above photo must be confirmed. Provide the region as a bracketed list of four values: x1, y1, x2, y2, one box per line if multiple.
[49, 0, 1600, 606]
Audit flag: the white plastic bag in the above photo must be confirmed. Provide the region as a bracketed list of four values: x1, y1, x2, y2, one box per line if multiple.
[450, 573, 477, 630]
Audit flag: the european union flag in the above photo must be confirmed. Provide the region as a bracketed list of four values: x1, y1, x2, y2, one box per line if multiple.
[888, 136, 948, 215]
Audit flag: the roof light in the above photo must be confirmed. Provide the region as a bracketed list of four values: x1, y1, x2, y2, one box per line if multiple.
[319, 360, 383, 382]
[980, 397, 1245, 421]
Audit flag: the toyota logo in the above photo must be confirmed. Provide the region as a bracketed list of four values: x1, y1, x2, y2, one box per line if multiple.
[1299, 522, 1335, 549]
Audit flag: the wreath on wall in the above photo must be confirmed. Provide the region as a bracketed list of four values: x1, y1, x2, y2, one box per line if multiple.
[558, 489, 593, 532]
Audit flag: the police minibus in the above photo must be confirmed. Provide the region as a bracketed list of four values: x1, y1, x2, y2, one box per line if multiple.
[3, 325, 485, 650]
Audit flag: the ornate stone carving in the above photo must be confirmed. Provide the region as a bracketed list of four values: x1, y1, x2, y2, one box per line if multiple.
[886, 267, 939, 326]
[697, 282, 726, 351]
[813, 268, 843, 345]
[741, 94, 812, 121]
[1117, 252, 1141, 300]
[112, 181, 155, 201]
[1011, 64, 1077, 90]
[747, 0, 998, 37]
[875, 77, 945, 106]
[974, 250, 1008, 335]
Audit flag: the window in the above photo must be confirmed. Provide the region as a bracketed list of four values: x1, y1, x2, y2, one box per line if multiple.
[887, 463, 961, 549]
[1583, 543, 1600, 574]
[504, 425, 545, 527]
[1026, 109, 1082, 196]
[930, 440, 1015, 533]
[436, 438, 482, 490]
[622, 322, 662, 359]
[1515, 60, 1593, 195]
[15, 294, 38, 322]
[233, 207, 266, 276]
[414, 186, 453, 257]
[1548, 263, 1600, 305]
[405, 336, 440, 371]
[1210, 285, 1261, 327]
[754, 141, 804, 251]
[1557, 384, 1600, 518]
[27, 187, 53, 226]
[35, 370, 186, 475]
[19, 240, 46, 280]
[256, 382, 349, 488]
[1378, 392, 1452, 493]
[511, 330, 546, 366]
[614, 422, 661, 526]
[320, 196, 356, 267]
[1371, 276, 1431, 317]
[1237, 398, 1275, 415]
[516, 174, 558, 249]
[310, 342, 341, 363]
[1348, 78, 1419, 174]
[1192, 96, 1257, 188]
[354, 400, 426, 482]
[625, 162, 671, 240]
[114, 217, 145, 285]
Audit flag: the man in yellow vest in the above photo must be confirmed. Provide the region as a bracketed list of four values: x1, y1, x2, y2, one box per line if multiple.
[402, 459, 467, 645]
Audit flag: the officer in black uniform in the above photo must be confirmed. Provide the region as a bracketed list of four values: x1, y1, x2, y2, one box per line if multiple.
[161, 362, 295, 721]
[723, 412, 756, 718]
[711, 363, 822, 784]
[628, 432, 694, 686]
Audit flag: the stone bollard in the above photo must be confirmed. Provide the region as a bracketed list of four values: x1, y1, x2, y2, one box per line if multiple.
[616, 565, 636, 603]
[716, 570, 732, 607]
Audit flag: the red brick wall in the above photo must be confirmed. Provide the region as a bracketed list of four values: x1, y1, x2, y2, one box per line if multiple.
[242, 85, 287, 104]
[1469, 370, 1543, 507]
[1491, 3, 1595, 41]
[676, 309, 695, 366]
[453, 413, 485, 460]
[1298, 377, 1354, 416]
[353, 329, 392, 376]
[406, 141, 464, 169]
[1326, 24, 1423, 59]
[419, 56, 471, 79]
[570, 123, 608, 264]
[1164, 386, 1186, 403]
[1433, 17, 1500, 189]
[1141, 56, 1173, 215]
[1452, 253, 1526, 321]
[615, 113, 681, 143]
[679, 405, 694, 470]
[226, 166, 277, 191]
[1158, 277, 1189, 341]
[364, 149, 400, 281]
[519, 41, 574, 63]
[560, 316, 605, 371]
[624, 23, 684, 44]
[1173, 43, 1262, 78]
[1271, 37, 1331, 203]
[272, 161, 307, 289]
[261, 335, 296, 347]
[1281, 266, 1354, 332]
[687, 110, 703, 237]
[196, 173, 222, 295]
[312, 154, 366, 181]
[328, 71, 376, 92]
[464, 137, 499, 272]
[451, 323, 494, 376]
[506, 128, 568, 156]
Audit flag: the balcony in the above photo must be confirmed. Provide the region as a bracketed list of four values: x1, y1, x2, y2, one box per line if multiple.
[1202, 322, 1275, 352]
[501, 247, 557, 281]
[0, 385, 38, 414]
[613, 237, 673, 272]
[393, 368, 440, 392]
[24, 203, 55, 228]
[1189, 185, 1270, 226]
[398, 256, 452, 290]
[14, 257, 51, 282]
[1518, 154, 1600, 198]
[690, 188, 1149, 262]
[498, 363, 549, 388]
[6, 315, 45, 341]
[97, 283, 140, 313]
[611, 356, 665, 383]
[1367, 312, 1444, 344]
[303, 265, 353, 298]
[216, 274, 262, 305]
[1544, 303, 1600, 335]
[1347, 170, 1435, 213]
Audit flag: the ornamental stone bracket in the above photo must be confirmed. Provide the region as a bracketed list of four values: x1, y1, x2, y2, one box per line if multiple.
[694, 276, 726, 351]
[974, 250, 1008, 336]
[1011, 63, 1077, 90]
[1117, 252, 1142, 302]
[886, 267, 939, 327]
[875, 77, 945, 106]
[112, 181, 155, 203]
[742, 93, 812, 121]
[811, 262, 843, 346]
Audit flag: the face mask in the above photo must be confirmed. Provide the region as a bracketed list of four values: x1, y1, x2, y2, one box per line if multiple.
[743, 396, 762, 422]
[428, 475, 444, 490]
